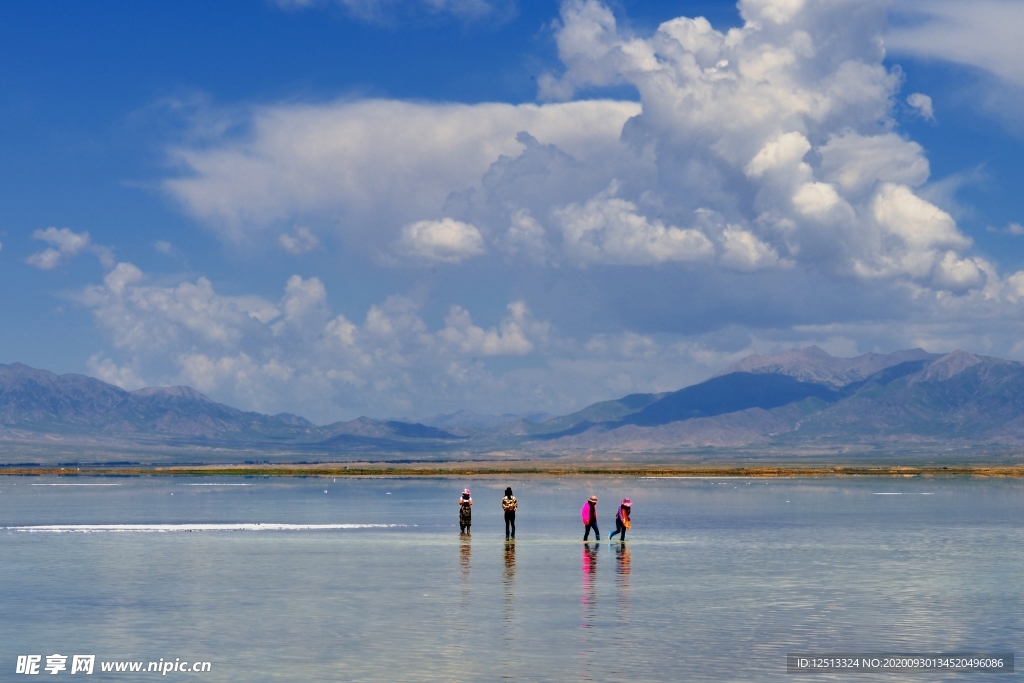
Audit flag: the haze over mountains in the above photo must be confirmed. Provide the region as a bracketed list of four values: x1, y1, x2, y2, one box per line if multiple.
[3, 346, 1024, 464]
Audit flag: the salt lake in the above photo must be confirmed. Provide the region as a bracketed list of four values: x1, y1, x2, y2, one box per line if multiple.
[2, 475, 1022, 681]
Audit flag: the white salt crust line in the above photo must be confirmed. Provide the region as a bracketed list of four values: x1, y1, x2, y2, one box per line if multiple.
[3, 523, 405, 533]
[30, 483, 121, 486]
[873, 492, 935, 495]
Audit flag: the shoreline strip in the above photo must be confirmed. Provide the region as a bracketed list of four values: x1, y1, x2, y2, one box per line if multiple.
[3, 463, 1024, 478]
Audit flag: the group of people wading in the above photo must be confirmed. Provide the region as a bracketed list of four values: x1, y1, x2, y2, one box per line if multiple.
[459, 488, 632, 541]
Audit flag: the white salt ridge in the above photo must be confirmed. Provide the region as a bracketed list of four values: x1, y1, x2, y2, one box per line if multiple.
[4, 523, 403, 533]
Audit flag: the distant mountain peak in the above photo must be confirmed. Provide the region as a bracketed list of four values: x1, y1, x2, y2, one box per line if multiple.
[919, 350, 984, 382]
[131, 386, 213, 402]
[715, 346, 941, 389]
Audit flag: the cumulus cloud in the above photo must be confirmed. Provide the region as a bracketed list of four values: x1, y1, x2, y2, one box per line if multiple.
[26, 228, 94, 270]
[122, 0, 1024, 418]
[77, 262, 568, 420]
[438, 301, 545, 355]
[528, 0, 995, 294]
[554, 183, 715, 265]
[393, 218, 486, 263]
[906, 93, 935, 121]
[163, 99, 639, 242]
[501, 209, 551, 265]
[720, 226, 782, 271]
[278, 226, 321, 254]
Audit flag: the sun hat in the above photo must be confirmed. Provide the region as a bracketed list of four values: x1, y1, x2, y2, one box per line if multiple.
[621, 498, 631, 506]
[588, 495, 598, 502]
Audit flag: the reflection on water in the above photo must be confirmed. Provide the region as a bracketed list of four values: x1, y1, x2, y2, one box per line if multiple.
[580, 542, 600, 680]
[460, 534, 472, 580]
[581, 542, 599, 620]
[502, 539, 516, 609]
[501, 540, 517, 680]
[4, 476, 1024, 682]
[615, 542, 631, 622]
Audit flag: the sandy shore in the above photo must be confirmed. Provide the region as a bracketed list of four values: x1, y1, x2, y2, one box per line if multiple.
[3, 461, 1024, 477]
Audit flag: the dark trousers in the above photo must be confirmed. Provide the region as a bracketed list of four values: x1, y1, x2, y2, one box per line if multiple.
[609, 518, 626, 540]
[583, 521, 600, 540]
[504, 510, 516, 538]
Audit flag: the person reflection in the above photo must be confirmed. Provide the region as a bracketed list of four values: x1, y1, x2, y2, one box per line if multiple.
[581, 542, 599, 623]
[578, 541, 599, 677]
[503, 539, 516, 585]
[502, 540, 516, 632]
[615, 541, 631, 620]
[615, 542, 630, 584]
[460, 533, 472, 580]
[456, 531, 472, 643]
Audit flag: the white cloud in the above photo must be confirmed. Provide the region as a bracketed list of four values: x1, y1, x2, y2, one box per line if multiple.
[720, 226, 781, 271]
[818, 132, 929, 196]
[278, 226, 320, 254]
[744, 132, 811, 179]
[26, 228, 92, 270]
[154, 240, 177, 257]
[86, 353, 146, 391]
[163, 99, 639, 241]
[888, 1, 1024, 89]
[26, 227, 116, 270]
[990, 222, 1024, 236]
[906, 93, 935, 121]
[501, 209, 551, 265]
[438, 301, 543, 355]
[116, 0, 1024, 418]
[77, 262, 569, 420]
[554, 183, 715, 265]
[533, 0, 994, 295]
[394, 218, 486, 264]
[741, 0, 807, 25]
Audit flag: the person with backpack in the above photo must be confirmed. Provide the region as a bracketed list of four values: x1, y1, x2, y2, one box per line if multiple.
[459, 488, 473, 533]
[608, 498, 631, 540]
[501, 487, 517, 539]
[582, 495, 600, 541]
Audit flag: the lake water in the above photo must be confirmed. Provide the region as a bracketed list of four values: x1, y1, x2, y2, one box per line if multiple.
[2, 475, 1022, 681]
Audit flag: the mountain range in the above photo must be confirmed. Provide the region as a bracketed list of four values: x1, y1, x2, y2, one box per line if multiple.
[3, 346, 1024, 464]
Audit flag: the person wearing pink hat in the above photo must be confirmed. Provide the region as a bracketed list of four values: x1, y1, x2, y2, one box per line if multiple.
[459, 488, 473, 533]
[581, 495, 600, 541]
[608, 498, 632, 541]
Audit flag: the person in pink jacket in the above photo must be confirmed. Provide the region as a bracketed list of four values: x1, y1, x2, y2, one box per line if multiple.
[582, 495, 600, 541]
[608, 498, 631, 540]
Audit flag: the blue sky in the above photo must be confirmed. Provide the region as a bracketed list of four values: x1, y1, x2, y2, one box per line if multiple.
[2, 0, 1024, 423]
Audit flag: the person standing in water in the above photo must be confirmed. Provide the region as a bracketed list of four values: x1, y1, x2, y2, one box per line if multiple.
[502, 487, 517, 539]
[582, 495, 600, 541]
[459, 488, 473, 533]
[608, 498, 631, 540]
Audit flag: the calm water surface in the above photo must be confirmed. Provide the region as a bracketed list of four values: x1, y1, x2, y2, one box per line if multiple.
[1, 475, 1022, 682]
